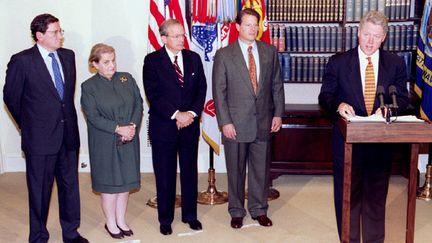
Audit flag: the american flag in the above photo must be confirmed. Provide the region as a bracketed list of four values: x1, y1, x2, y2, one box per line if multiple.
[148, 0, 190, 52]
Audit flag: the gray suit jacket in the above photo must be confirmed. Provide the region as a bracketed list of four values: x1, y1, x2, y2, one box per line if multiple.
[212, 40, 284, 143]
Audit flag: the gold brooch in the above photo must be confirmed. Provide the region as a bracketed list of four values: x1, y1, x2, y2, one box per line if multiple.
[120, 76, 128, 82]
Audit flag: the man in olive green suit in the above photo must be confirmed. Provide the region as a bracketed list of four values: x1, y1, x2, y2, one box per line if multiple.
[212, 8, 285, 229]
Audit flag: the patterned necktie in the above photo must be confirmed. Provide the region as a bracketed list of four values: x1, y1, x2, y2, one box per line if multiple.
[248, 46, 258, 94]
[364, 57, 376, 115]
[173, 55, 184, 87]
[48, 53, 64, 100]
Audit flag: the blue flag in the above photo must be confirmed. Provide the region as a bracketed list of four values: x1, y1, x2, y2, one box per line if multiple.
[416, 0, 432, 121]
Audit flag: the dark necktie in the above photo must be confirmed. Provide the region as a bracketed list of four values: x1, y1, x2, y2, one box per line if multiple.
[248, 46, 258, 94]
[173, 55, 184, 87]
[48, 53, 64, 100]
[364, 57, 376, 115]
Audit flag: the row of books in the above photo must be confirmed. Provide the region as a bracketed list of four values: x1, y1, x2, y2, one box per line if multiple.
[278, 54, 330, 83]
[270, 24, 419, 53]
[278, 52, 413, 83]
[267, 0, 344, 22]
[346, 0, 412, 22]
[345, 24, 419, 52]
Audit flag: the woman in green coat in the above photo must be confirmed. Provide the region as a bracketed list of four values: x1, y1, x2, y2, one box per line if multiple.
[81, 43, 143, 239]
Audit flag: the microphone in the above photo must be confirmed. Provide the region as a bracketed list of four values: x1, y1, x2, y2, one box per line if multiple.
[376, 85, 385, 109]
[389, 85, 399, 109]
[376, 85, 386, 117]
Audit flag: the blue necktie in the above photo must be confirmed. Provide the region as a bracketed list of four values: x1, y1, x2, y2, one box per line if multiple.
[48, 53, 64, 100]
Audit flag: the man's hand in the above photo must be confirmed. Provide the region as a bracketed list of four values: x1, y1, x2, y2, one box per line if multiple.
[270, 117, 282, 133]
[116, 124, 136, 141]
[222, 124, 237, 140]
[175, 111, 194, 129]
[337, 102, 355, 119]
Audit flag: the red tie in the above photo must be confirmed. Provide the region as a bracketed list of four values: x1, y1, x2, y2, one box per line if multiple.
[173, 55, 184, 87]
[248, 46, 258, 94]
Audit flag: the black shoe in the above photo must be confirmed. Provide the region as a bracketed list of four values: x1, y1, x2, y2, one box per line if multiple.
[68, 235, 90, 243]
[230, 217, 243, 229]
[160, 224, 172, 235]
[104, 224, 124, 239]
[182, 219, 202, 230]
[252, 215, 273, 227]
[117, 225, 133, 236]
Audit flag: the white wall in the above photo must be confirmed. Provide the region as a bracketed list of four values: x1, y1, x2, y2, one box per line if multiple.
[0, 0, 230, 173]
[0, 0, 343, 174]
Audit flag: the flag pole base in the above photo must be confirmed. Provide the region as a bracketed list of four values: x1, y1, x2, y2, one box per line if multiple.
[417, 164, 432, 201]
[198, 168, 228, 205]
[147, 194, 182, 209]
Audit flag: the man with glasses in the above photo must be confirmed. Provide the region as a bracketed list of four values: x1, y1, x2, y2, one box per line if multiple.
[3, 13, 88, 243]
[143, 19, 207, 235]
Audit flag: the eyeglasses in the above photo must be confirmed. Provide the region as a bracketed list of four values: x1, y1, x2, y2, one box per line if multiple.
[45, 29, 65, 36]
[166, 34, 186, 40]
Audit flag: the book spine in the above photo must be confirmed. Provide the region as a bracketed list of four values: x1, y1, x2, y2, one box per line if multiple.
[278, 24, 286, 52]
[413, 24, 419, 50]
[406, 24, 413, 50]
[354, 0, 362, 21]
[394, 24, 401, 51]
[291, 56, 297, 82]
[377, 0, 385, 13]
[286, 26, 292, 52]
[346, 0, 354, 21]
[400, 24, 407, 51]
[337, 26, 343, 52]
[388, 25, 395, 51]
[298, 27, 304, 52]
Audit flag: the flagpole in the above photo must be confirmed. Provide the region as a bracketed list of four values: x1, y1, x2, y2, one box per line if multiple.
[417, 144, 432, 201]
[197, 145, 228, 205]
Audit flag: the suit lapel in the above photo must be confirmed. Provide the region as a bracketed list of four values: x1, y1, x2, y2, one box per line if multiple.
[231, 41, 255, 96]
[31, 46, 62, 100]
[160, 47, 183, 88]
[257, 41, 269, 96]
[377, 49, 388, 88]
[57, 49, 70, 99]
[349, 48, 367, 113]
[182, 49, 192, 89]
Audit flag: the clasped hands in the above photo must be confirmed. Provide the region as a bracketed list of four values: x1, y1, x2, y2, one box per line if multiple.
[115, 123, 136, 143]
[175, 111, 194, 130]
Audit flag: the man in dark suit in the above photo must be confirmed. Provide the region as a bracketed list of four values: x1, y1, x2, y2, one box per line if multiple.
[212, 8, 285, 229]
[3, 14, 88, 243]
[142, 19, 207, 236]
[319, 11, 409, 243]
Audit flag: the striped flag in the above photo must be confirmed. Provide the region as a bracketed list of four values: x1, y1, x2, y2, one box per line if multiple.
[228, 0, 271, 44]
[191, 0, 221, 154]
[148, 0, 190, 52]
[415, 0, 432, 121]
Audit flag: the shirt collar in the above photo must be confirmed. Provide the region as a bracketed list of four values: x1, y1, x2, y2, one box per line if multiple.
[165, 47, 183, 62]
[37, 44, 58, 59]
[358, 47, 379, 62]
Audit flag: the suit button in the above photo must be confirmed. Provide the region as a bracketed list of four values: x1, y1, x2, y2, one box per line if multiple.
[62, 104, 65, 107]
[61, 119, 65, 123]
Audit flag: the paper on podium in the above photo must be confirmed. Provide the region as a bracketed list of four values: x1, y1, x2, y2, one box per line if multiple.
[347, 114, 425, 123]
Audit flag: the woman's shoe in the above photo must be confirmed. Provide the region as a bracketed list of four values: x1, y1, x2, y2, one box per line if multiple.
[117, 225, 133, 236]
[104, 224, 124, 239]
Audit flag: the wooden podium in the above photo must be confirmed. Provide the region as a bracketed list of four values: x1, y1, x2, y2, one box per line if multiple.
[337, 118, 432, 243]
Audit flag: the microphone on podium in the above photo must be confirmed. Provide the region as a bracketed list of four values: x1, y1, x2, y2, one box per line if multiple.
[376, 85, 386, 118]
[389, 85, 399, 109]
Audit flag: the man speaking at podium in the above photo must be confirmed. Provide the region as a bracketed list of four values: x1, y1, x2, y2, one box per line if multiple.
[319, 11, 409, 243]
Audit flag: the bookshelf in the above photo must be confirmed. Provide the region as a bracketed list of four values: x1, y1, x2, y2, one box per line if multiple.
[268, 0, 423, 84]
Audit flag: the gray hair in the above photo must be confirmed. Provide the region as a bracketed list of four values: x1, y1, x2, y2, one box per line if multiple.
[159, 19, 182, 36]
[360, 11, 389, 34]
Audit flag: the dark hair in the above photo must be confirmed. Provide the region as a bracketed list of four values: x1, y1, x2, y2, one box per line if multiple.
[235, 8, 260, 25]
[30, 13, 59, 42]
